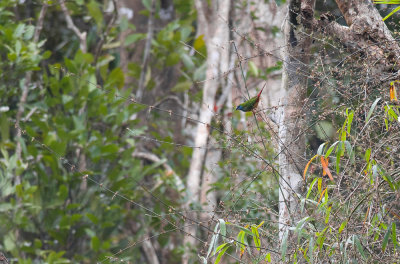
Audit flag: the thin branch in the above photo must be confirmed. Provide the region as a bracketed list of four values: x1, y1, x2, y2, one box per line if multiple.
[59, 0, 87, 52]
[136, 0, 156, 101]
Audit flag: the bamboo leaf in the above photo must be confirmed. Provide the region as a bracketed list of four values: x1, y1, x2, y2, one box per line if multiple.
[374, 1, 400, 3]
[339, 220, 348, 234]
[325, 141, 339, 158]
[365, 148, 371, 163]
[392, 222, 398, 248]
[309, 236, 314, 264]
[251, 226, 261, 250]
[383, 5, 400, 21]
[265, 253, 271, 262]
[321, 156, 334, 181]
[281, 230, 289, 261]
[325, 206, 332, 224]
[218, 219, 226, 237]
[353, 235, 367, 260]
[366, 97, 381, 123]
[346, 109, 354, 134]
[318, 187, 327, 205]
[248, 61, 259, 77]
[382, 224, 392, 252]
[317, 143, 326, 155]
[304, 154, 319, 180]
[207, 223, 220, 258]
[214, 244, 230, 264]
[390, 83, 398, 101]
[307, 178, 318, 199]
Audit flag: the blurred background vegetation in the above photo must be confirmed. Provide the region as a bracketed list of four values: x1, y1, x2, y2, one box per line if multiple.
[1, 0, 400, 263]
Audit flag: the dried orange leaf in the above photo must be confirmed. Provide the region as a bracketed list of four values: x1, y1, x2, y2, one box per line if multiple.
[321, 156, 334, 181]
[240, 247, 246, 258]
[390, 83, 397, 101]
[318, 187, 327, 205]
[304, 154, 319, 180]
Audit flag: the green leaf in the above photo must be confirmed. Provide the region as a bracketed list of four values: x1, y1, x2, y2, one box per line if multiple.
[14, 23, 25, 38]
[251, 226, 261, 250]
[309, 236, 314, 264]
[15, 40, 21, 56]
[24, 25, 35, 40]
[382, 223, 392, 252]
[317, 142, 326, 156]
[392, 222, 398, 248]
[218, 219, 226, 237]
[383, 5, 400, 21]
[86, 213, 99, 224]
[87, 0, 103, 30]
[344, 141, 354, 163]
[0, 203, 12, 212]
[166, 52, 180, 66]
[193, 35, 206, 56]
[281, 229, 288, 261]
[346, 109, 354, 134]
[171, 81, 192, 92]
[325, 206, 331, 224]
[365, 148, 371, 163]
[142, 0, 152, 10]
[213, 243, 228, 256]
[207, 223, 220, 258]
[248, 61, 259, 77]
[353, 235, 367, 260]
[336, 146, 341, 174]
[366, 97, 381, 124]
[214, 244, 230, 264]
[181, 53, 195, 70]
[193, 63, 207, 81]
[91, 236, 100, 251]
[265, 253, 271, 262]
[339, 220, 347, 234]
[125, 33, 146, 46]
[325, 141, 339, 158]
[306, 178, 318, 199]
[106, 67, 125, 90]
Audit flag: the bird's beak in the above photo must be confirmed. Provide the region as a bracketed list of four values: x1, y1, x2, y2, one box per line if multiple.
[235, 106, 240, 110]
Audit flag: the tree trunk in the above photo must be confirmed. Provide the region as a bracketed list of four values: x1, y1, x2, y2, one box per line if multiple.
[278, 0, 315, 247]
[183, 0, 231, 263]
[316, 0, 400, 69]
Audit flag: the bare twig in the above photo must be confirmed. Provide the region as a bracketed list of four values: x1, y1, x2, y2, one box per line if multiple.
[59, 0, 87, 52]
[136, 0, 156, 101]
[152, 95, 196, 113]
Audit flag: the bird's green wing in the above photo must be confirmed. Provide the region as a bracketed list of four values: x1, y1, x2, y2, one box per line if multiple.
[239, 96, 258, 111]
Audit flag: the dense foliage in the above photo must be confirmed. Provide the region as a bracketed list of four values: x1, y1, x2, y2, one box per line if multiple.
[1, 0, 400, 263]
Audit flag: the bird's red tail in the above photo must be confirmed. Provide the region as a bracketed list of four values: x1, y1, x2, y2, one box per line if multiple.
[257, 86, 265, 97]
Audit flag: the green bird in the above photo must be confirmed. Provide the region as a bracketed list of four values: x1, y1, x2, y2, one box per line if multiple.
[235, 87, 264, 112]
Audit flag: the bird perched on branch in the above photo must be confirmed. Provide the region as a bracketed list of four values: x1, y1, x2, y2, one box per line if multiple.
[235, 87, 264, 112]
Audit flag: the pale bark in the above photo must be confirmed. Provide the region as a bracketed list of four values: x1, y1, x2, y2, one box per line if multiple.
[183, 0, 231, 263]
[141, 239, 160, 264]
[315, 0, 400, 69]
[278, 0, 315, 244]
[59, 0, 87, 53]
[252, 1, 286, 108]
